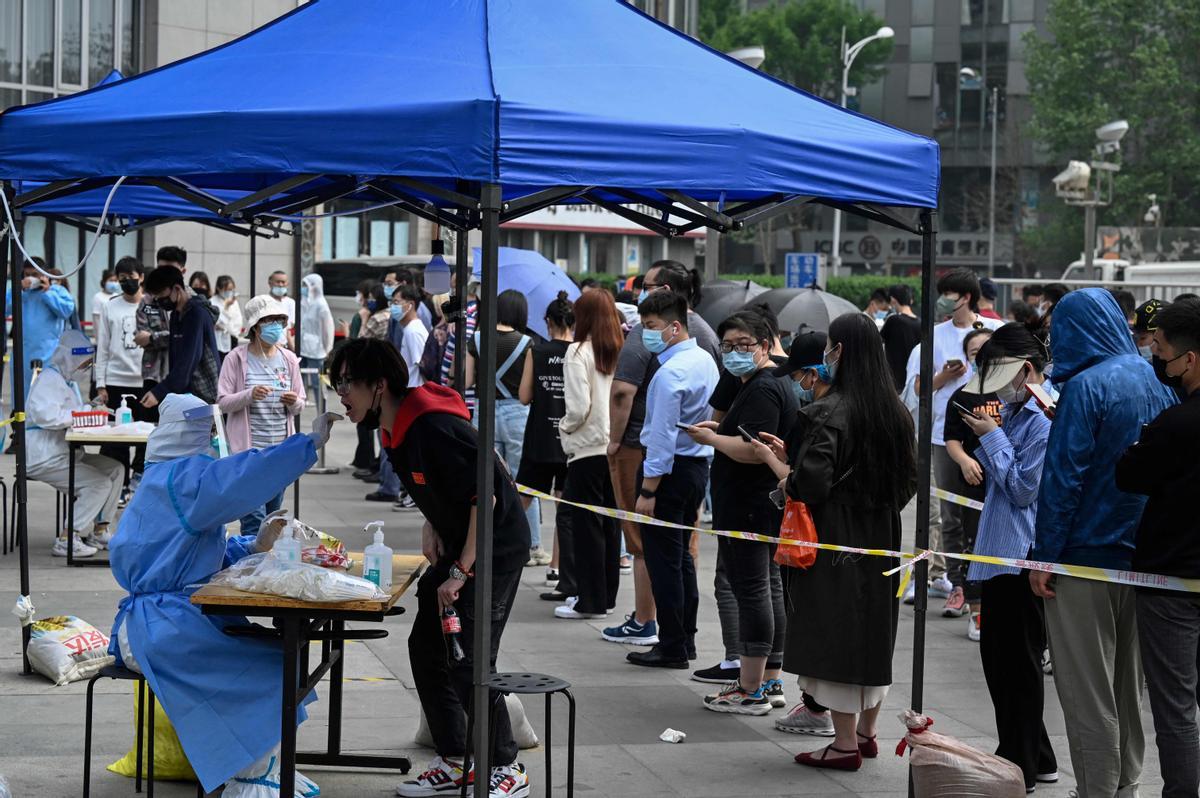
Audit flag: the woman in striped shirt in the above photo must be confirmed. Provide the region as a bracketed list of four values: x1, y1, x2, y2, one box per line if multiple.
[955, 322, 1059, 793]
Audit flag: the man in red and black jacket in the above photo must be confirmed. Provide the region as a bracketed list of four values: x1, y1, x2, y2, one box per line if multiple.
[330, 338, 532, 798]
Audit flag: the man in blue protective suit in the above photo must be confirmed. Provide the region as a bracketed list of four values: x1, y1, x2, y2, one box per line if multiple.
[6, 257, 77, 406]
[108, 393, 341, 796]
[1029, 287, 1177, 798]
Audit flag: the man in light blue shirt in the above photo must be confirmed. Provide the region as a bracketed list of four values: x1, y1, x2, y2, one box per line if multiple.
[628, 291, 719, 669]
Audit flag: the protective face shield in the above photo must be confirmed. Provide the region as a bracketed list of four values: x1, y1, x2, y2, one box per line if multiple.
[49, 329, 96, 381]
[145, 394, 228, 463]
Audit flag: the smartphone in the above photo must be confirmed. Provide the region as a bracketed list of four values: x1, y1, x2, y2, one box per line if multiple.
[736, 425, 755, 443]
[944, 358, 964, 370]
[768, 487, 786, 510]
[951, 400, 981, 419]
[675, 422, 694, 432]
[1027, 383, 1056, 411]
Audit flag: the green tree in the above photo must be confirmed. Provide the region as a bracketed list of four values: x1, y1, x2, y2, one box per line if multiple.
[1025, 0, 1200, 228]
[699, 0, 892, 101]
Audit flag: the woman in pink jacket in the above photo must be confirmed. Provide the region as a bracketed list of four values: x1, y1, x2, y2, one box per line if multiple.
[217, 295, 306, 535]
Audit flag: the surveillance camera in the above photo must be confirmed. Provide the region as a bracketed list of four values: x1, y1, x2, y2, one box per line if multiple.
[1052, 160, 1091, 194]
[1095, 120, 1129, 143]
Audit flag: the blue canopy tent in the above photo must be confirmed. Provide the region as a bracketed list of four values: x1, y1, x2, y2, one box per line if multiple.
[0, 1, 941, 794]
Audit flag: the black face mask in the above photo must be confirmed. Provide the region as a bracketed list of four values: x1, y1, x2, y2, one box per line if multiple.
[153, 291, 177, 312]
[360, 387, 383, 431]
[119, 278, 140, 296]
[1153, 353, 1186, 391]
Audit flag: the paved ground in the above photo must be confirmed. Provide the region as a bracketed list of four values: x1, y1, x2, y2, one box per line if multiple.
[0, 401, 1163, 797]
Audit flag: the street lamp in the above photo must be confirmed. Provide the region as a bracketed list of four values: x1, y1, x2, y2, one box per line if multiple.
[830, 25, 894, 277]
[1053, 119, 1128, 274]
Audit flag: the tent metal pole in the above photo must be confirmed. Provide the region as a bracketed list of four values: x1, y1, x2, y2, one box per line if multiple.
[908, 209, 937, 795]
[4, 180, 32, 674]
[291, 221, 302, 519]
[249, 224, 257, 298]
[453, 221, 470, 399]
[471, 183, 501, 798]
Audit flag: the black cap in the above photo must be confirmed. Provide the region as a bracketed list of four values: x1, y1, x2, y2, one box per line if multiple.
[979, 276, 997, 301]
[774, 327, 828, 376]
[1133, 298, 1165, 332]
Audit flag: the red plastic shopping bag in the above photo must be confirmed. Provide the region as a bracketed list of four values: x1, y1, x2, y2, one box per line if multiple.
[774, 499, 818, 569]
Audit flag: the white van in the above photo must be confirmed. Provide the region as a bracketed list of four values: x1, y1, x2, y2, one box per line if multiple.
[1059, 259, 1132, 282]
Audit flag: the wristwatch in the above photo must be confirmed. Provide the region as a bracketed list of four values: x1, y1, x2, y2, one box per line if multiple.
[450, 561, 472, 582]
[638, 487, 657, 499]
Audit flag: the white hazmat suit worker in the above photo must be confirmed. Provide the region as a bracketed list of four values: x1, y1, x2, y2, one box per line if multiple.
[109, 393, 340, 796]
[26, 328, 124, 558]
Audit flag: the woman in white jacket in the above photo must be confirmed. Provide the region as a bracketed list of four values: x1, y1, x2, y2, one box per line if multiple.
[554, 290, 628, 620]
[212, 275, 244, 363]
[300, 273, 336, 396]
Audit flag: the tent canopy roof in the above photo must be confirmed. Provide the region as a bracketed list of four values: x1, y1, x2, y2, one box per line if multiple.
[0, 0, 938, 218]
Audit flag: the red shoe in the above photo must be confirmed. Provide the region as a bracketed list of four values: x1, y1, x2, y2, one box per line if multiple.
[857, 731, 878, 758]
[794, 744, 862, 771]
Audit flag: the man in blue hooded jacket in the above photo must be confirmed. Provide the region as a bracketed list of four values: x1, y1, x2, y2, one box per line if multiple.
[1030, 288, 1176, 798]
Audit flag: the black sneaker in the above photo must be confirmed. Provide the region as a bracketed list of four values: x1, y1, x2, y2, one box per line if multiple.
[366, 491, 399, 502]
[691, 662, 740, 684]
[539, 590, 568, 602]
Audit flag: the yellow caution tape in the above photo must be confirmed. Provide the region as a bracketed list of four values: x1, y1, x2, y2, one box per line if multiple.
[519, 484, 1200, 595]
[0, 412, 25, 428]
[931, 487, 985, 511]
[343, 676, 398, 683]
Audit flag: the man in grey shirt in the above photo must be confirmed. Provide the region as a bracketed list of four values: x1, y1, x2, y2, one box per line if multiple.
[603, 260, 720, 648]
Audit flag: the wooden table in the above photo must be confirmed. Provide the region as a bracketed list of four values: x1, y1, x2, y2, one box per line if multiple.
[64, 429, 152, 567]
[191, 553, 426, 797]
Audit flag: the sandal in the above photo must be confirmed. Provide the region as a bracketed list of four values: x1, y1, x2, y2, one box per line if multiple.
[794, 744, 862, 771]
[857, 730, 878, 758]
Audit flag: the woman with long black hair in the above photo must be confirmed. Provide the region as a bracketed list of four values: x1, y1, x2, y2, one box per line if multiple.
[776, 312, 917, 771]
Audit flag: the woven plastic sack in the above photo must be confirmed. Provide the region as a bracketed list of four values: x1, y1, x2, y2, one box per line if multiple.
[27, 615, 114, 685]
[107, 689, 197, 782]
[897, 710, 1024, 798]
[209, 553, 387, 602]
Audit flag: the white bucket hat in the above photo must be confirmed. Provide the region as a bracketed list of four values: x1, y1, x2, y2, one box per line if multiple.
[243, 295, 289, 330]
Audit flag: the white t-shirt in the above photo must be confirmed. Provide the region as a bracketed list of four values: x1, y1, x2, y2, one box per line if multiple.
[400, 317, 429, 388]
[94, 295, 144, 388]
[91, 289, 113, 323]
[931, 315, 1004, 445]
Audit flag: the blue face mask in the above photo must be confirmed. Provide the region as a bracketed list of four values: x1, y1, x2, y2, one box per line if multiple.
[642, 325, 670, 354]
[637, 289, 649, 305]
[389, 304, 403, 320]
[367, 299, 379, 311]
[722, 350, 758, 377]
[105, 281, 121, 294]
[873, 310, 889, 321]
[822, 347, 840, 382]
[270, 285, 287, 298]
[259, 322, 284, 345]
[383, 284, 397, 298]
[300, 285, 309, 299]
[792, 379, 813, 405]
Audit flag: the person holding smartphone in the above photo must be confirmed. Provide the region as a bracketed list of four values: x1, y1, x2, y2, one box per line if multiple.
[684, 311, 795, 712]
[940, 328, 1002, 631]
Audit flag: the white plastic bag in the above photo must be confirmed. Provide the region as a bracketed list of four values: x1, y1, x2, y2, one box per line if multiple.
[28, 615, 115, 685]
[898, 710, 1025, 798]
[210, 553, 387, 602]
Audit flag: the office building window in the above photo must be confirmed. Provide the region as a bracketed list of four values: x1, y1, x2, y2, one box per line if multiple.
[911, 26, 934, 62]
[0, 0, 141, 111]
[912, 0, 934, 25]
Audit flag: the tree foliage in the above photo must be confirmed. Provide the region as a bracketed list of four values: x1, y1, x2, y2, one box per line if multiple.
[1025, 0, 1200, 227]
[699, 0, 892, 101]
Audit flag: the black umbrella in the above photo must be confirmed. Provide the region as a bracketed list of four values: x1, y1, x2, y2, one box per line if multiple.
[745, 287, 860, 334]
[695, 279, 770, 328]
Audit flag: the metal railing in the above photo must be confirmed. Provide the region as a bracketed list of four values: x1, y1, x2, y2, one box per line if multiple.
[990, 277, 1200, 316]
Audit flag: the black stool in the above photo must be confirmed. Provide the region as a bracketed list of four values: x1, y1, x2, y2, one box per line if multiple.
[83, 664, 206, 797]
[461, 672, 576, 798]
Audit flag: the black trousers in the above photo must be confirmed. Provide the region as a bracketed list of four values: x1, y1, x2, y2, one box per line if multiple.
[409, 560, 523, 766]
[563, 455, 620, 615]
[638, 456, 707, 659]
[980, 574, 1057, 788]
[718, 535, 786, 660]
[98, 383, 153, 475]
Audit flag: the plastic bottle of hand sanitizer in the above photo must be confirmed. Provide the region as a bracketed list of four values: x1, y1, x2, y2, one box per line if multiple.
[362, 520, 393, 591]
[116, 394, 136, 426]
[272, 520, 302, 564]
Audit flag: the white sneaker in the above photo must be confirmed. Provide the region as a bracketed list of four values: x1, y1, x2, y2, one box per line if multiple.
[554, 596, 605, 620]
[488, 762, 530, 798]
[902, 579, 917, 605]
[544, 569, 559, 587]
[52, 537, 97, 558]
[774, 702, 835, 736]
[700, 508, 713, 524]
[85, 528, 114, 550]
[928, 576, 954, 599]
[396, 756, 471, 796]
[967, 613, 981, 642]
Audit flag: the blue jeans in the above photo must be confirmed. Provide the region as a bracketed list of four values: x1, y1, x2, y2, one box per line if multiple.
[241, 491, 284, 538]
[378, 441, 402, 497]
[478, 398, 540, 550]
